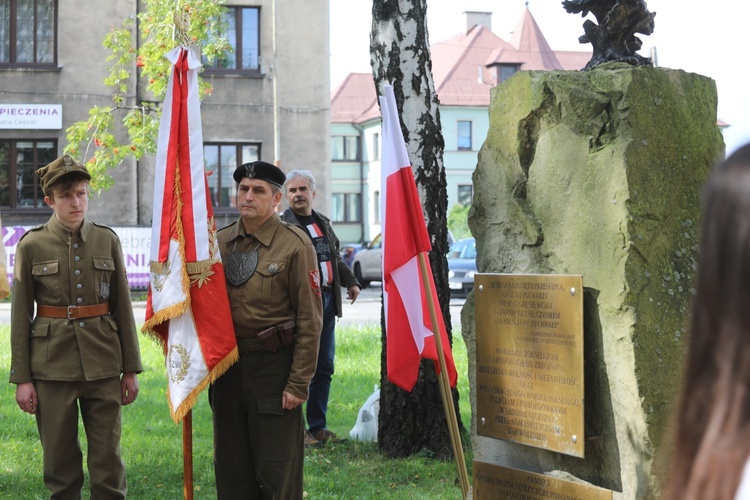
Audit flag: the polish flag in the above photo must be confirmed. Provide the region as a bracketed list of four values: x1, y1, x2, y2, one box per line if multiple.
[380, 84, 457, 392]
[143, 47, 238, 422]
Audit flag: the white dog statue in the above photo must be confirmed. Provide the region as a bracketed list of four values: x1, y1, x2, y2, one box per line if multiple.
[349, 385, 380, 442]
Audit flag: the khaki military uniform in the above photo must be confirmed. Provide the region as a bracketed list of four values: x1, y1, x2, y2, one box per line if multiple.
[210, 213, 322, 499]
[9, 215, 142, 499]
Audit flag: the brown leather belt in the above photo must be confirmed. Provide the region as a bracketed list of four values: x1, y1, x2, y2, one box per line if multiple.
[37, 303, 111, 320]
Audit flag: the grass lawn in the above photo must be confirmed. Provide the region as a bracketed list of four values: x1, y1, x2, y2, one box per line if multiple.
[0, 323, 472, 499]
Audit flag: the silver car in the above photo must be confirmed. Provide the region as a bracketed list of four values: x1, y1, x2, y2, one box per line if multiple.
[447, 237, 476, 297]
[352, 233, 382, 288]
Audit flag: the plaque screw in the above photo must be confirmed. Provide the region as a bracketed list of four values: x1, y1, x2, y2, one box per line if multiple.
[570, 287, 576, 296]
[572, 435, 577, 444]
[479, 285, 484, 293]
[481, 417, 486, 425]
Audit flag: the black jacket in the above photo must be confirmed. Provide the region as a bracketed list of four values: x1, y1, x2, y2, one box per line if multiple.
[280, 208, 360, 317]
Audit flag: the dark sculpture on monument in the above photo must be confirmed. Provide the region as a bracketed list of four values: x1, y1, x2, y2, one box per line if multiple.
[562, 0, 656, 70]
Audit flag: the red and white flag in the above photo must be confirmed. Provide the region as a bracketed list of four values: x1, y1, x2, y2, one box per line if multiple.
[380, 84, 457, 392]
[143, 47, 238, 422]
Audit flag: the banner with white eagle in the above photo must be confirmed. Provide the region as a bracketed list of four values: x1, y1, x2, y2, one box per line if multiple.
[142, 46, 237, 423]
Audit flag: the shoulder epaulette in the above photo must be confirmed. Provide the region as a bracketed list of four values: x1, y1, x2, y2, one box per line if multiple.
[90, 221, 118, 236]
[17, 223, 45, 244]
[280, 221, 310, 244]
[216, 222, 236, 234]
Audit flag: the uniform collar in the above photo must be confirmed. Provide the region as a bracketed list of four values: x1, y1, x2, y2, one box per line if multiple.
[47, 214, 91, 242]
[228, 212, 281, 247]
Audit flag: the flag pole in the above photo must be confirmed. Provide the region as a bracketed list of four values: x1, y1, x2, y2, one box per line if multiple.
[417, 252, 470, 498]
[183, 410, 194, 500]
[173, 11, 195, 500]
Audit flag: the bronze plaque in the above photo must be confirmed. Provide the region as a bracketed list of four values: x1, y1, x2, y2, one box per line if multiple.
[475, 274, 584, 457]
[473, 461, 612, 499]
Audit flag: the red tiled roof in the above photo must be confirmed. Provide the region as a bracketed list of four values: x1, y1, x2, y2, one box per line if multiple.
[505, 8, 563, 70]
[331, 73, 379, 123]
[334, 8, 591, 121]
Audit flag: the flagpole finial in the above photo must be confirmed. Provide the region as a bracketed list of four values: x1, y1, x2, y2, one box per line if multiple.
[173, 8, 191, 47]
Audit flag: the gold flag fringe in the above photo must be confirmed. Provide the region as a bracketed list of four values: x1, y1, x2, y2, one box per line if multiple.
[168, 346, 239, 423]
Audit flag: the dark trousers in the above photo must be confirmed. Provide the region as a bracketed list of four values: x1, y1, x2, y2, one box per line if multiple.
[210, 347, 303, 499]
[35, 378, 126, 500]
[306, 290, 336, 435]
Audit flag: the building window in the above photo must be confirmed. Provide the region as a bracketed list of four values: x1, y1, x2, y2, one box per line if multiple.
[458, 184, 473, 205]
[203, 142, 260, 210]
[457, 121, 472, 151]
[373, 190, 379, 223]
[372, 132, 380, 160]
[0, 139, 56, 210]
[331, 135, 360, 161]
[0, 0, 57, 66]
[498, 64, 519, 83]
[331, 193, 361, 222]
[203, 6, 259, 73]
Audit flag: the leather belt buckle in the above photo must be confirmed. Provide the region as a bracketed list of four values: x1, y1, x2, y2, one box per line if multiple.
[67, 305, 78, 320]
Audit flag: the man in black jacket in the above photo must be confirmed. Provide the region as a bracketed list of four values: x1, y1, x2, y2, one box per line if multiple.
[281, 170, 361, 444]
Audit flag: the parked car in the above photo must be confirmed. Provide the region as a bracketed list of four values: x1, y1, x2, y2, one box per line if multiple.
[447, 237, 476, 297]
[339, 243, 363, 269]
[352, 232, 462, 289]
[352, 233, 382, 288]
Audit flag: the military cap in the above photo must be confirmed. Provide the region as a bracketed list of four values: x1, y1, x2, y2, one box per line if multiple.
[37, 155, 91, 195]
[233, 160, 286, 188]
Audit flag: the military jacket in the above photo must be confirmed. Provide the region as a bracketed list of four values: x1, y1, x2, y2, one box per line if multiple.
[9, 216, 143, 383]
[217, 213, 323, 400]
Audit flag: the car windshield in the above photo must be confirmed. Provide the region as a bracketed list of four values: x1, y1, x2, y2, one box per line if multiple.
[448, 239, 476, 260]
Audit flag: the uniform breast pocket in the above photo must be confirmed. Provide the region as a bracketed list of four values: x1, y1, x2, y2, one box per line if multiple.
[254, 260, 287, 305]
[32, 260, 60, 298]
[93, 257, 115, 301]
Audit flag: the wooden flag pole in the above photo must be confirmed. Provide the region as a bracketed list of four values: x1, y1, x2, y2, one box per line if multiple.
[183, 409, 194, 500]
[417, 252, 471, 498]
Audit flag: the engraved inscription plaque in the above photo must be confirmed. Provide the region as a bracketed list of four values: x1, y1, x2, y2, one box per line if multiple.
[473, 461, 612, 499]
[475, 274, 584, 457]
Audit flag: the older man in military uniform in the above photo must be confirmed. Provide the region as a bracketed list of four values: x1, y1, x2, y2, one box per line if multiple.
[9, 155, 142, 499]
[210, 160, 323, 499]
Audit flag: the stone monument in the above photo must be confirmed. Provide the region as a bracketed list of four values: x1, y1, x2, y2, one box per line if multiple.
[462, 4, 725, 497]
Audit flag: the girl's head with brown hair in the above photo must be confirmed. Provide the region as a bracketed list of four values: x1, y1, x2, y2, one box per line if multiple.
[665, 143, 750, 499]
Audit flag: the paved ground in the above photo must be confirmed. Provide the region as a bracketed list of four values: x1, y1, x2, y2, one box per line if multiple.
[0, 284, 467, 328]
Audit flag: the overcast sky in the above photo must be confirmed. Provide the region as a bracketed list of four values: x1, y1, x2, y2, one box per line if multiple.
[329, 0, 750, 156]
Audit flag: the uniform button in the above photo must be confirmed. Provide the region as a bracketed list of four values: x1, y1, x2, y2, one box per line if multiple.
[79, 322, 85, 327]
[43, 266, 48, 272]
[73, 243, 79, 249]
[77, 298, 83, 304]
[103, 263, 108, 268]
[74, 256, 80, 262]
[75, 270, 81, 276]
[77, 284, 83, 289]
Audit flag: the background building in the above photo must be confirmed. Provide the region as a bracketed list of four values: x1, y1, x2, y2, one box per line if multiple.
[0, 0, 329, 287]
[330, 9, 589, 244]
[0, 0, 330, 230]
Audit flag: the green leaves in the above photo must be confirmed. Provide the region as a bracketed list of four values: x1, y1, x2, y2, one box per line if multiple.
[64, 0, 230, 193]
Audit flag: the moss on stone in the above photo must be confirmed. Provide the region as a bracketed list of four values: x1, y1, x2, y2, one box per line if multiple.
[466, 67, 723, 498]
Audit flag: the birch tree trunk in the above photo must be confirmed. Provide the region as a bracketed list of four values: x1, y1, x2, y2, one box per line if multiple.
[370, 0, 462, 459]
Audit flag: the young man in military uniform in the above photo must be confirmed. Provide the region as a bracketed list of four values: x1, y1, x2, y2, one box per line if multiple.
[211, 160, 323, 498]
[9, 155, 143, 499]
[281, 169, 361, 445]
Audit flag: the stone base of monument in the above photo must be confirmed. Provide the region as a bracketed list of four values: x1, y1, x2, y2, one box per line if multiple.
[462, 65, 724, 499]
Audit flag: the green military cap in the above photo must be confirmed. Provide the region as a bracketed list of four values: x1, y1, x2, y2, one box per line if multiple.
[233, 160, 286, 188]
[37, 155, 91, 196]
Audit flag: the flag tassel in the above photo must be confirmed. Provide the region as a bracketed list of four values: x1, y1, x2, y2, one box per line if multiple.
[418, 251, 470, 498]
